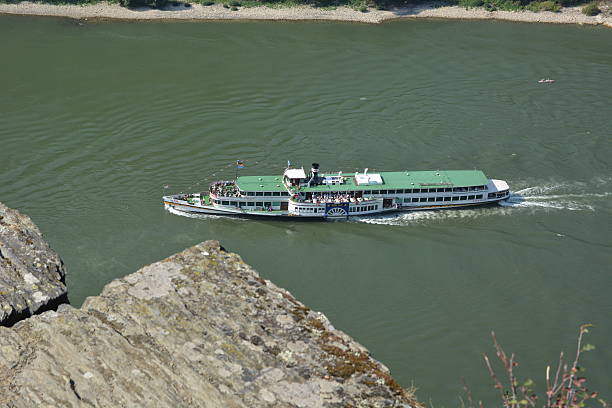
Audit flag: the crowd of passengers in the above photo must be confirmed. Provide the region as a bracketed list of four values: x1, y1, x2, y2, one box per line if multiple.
[209, 182, 240, 198]
[306, 193, 368, 204]
[176, 194, 194, 201]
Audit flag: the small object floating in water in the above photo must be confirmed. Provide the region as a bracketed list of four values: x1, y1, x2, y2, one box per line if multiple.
[538, 78, 555, 83]
[162, 162, 511, 221]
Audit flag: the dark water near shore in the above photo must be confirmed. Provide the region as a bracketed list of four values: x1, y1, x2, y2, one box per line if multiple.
[1, 15, 611, 405]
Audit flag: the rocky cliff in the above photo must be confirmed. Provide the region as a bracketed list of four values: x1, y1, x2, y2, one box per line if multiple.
[0, 235, 419, 407]
[0, 202, 67, 327]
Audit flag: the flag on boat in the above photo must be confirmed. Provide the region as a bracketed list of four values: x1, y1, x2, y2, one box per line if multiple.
[236, 160, 245, 169]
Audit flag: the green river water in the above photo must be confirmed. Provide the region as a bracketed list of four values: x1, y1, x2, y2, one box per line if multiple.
[1, 15, 611, 405]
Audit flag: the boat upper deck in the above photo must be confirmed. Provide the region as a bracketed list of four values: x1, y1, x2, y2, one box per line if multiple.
[305, 170, 488, 192]
[236, 169, 490, 194]
[235, 175, 287, 192]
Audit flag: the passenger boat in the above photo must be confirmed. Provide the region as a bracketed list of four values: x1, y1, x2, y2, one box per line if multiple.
[163, 163, 510, 220]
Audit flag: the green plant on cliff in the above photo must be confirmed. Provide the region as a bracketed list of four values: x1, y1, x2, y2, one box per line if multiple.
[463, 325, 608, 408]
[581, 2, 601, 15]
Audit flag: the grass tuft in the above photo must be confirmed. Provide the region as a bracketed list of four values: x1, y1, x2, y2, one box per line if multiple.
[581, 1, 600, 15]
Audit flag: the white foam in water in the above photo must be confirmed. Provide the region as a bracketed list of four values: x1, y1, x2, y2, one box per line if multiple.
[500, 181, 607, 212]
[353, 206, 515, 226]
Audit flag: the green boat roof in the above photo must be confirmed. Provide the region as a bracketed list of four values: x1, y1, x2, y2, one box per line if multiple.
[236, 175, 287, 192]
[236, 170, 489, 192]
[301, 170, 489, 192]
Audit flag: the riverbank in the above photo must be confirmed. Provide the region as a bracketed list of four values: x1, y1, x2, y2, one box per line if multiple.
[1, 1, 611, 26]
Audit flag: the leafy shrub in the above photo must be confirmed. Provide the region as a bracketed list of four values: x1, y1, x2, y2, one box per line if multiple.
[359, 4, 368, 11]
[229, 0, 240, 5]
[527, 0, 560, 10]
[222, 3, 229, 7]
[118, 0, 168, 8]
[465, 325, 608, 408]
[462, 0, 484, 7]
[581, 2, 600, 15]
[120, 0, 150, 7]
[540, 0, 559, 10]
[370, 0, 390, 9]
[202, 0, 214, 5]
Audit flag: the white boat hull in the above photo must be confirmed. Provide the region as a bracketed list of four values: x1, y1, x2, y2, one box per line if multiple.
[164, 202, 288, 217]
[164, 198, 508, 220]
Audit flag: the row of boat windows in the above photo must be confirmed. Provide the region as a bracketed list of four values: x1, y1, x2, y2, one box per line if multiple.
[242, 191, 290, 197]
[364, 185, 487, 194]
[237, 186, 487, 197]
[490, 191, 510, 198]
[294, 207, 321, 213]
[213, 200, 282, 207]
[294, 205, 379, 213]
[350, 205, 377, 212]
[213, 191, 505, 207]
[404, 194, 483, 203]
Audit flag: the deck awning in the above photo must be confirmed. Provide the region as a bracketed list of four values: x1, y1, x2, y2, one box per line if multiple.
[490, 179, 509, 192]
[284, 168, 307, 179]
[355, 173, 383, 185]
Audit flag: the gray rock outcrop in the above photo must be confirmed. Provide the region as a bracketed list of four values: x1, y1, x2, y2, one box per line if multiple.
[0, 240, 419, 408]
[0, 202, 67, 327]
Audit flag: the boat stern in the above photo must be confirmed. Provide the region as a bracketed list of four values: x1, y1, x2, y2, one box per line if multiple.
[487, 179, 511, 200]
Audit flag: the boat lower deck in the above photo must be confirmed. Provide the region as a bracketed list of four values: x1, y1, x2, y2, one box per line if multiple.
[164, 196, 508, 220]
[164, 201, 288, 217]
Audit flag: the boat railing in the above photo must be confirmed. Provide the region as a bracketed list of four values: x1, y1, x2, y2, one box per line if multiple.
[290, 196, 381, 205]
[209, 192, 242, 199]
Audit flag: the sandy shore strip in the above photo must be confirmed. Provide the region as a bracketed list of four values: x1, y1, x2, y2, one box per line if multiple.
[1, 1, 611, 26]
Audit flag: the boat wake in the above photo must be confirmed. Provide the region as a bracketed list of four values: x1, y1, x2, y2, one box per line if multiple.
[353, 181, 611, 226]
[500, 183, 610, 211]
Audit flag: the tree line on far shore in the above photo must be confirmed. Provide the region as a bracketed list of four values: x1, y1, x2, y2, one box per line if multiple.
[1, 0, 601, 16]
[113, 0, 602, 16]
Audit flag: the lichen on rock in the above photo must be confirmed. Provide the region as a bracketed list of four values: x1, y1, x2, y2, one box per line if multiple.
[0, 238, 420, 407]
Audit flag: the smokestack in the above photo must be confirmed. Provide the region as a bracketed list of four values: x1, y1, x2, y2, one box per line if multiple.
[308, 163, 320, 187]
[311, 163, 320, 177]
